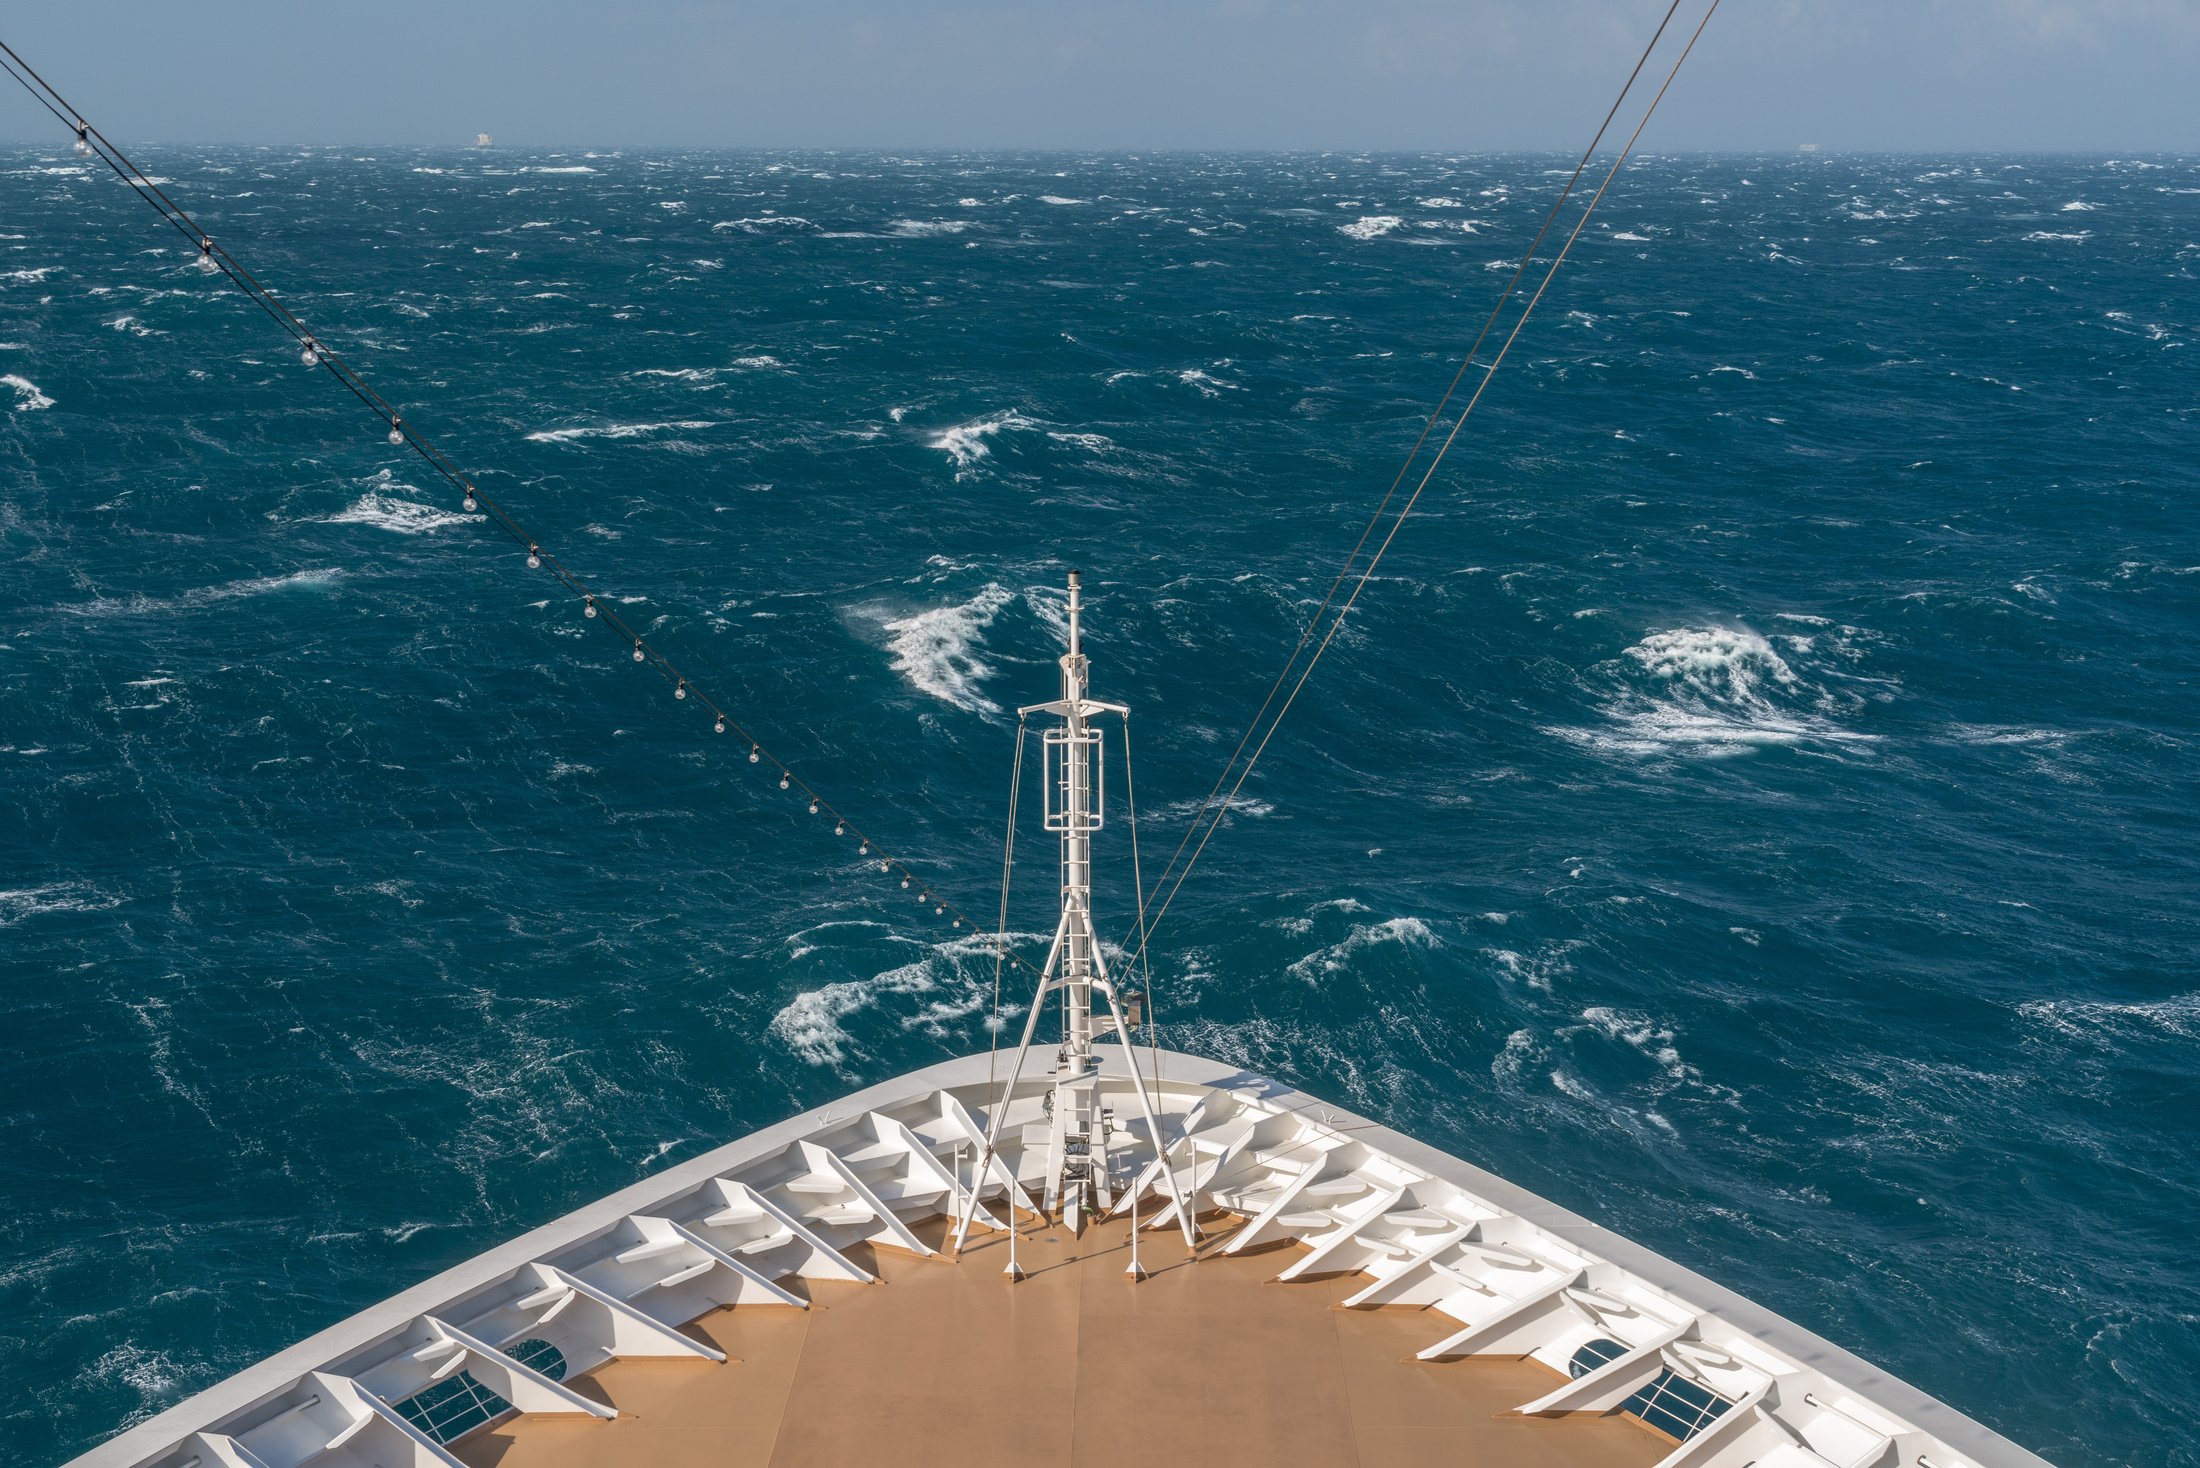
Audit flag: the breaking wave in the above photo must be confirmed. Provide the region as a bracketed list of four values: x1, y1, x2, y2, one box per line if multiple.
[1556, 626, 1878, 759]
[881, 583, 1014, 714]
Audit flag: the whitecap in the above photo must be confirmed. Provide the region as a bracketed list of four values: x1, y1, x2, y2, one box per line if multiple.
[2060, 201, 2100, 212]
[2023, 231, 2090, 243]
[1286, 918, 1436, 986]
[1046, 430, 1114, 451]
[881, 584, 1013, 714]
[890, 218, 971, 236]
[3, 373, 53, 411]
[525, 165, 598, 174]
[1339, 215, 1403, 241]
[526, 419, 717, 444]
[1039, 195, 1088, 206]
[0, 882, 123, 927]
[1555, 625, 1878, 759]
[62, 568, 345, 619]
[1176, 367, 1241, 397]
[926, 409, 1039, 477]
[325, 493, 476, 535]
[770, 930, 1030, 1066]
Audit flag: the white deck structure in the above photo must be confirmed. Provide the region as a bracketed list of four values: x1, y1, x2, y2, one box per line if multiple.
[67, 1047, 2051, 1468]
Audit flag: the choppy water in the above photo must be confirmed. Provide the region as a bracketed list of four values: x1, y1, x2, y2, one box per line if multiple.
[3, 147, 2196, 1467]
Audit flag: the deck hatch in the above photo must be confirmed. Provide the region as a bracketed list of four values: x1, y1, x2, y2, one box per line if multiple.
[1569, 1337, 1735, 1441]
[393, 1370, 515, 1444]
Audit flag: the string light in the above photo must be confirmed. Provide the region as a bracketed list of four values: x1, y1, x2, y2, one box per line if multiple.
[6, 56, 1058, 999]
[859, 840, 869, 855]
[901, 875, 911, 889]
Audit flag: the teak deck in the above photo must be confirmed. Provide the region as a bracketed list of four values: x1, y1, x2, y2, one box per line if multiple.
[453, 1216, 1671, 1468]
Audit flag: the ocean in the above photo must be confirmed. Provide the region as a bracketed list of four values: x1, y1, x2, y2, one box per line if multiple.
[1, 147, 2194, 1468]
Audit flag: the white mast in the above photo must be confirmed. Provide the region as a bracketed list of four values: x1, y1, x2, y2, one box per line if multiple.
[954, 571, 1196, 1259]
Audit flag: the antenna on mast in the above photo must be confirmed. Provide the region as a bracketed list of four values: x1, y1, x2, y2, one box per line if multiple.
[954, 572, 1195, 1260]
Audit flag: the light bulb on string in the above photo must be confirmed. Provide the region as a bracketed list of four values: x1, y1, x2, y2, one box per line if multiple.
[74, 126, 90, 156]
[387, 418, 404, 446]
[714, 716, 726, 734]
[462, 491, 476, 513]
[197, 238, 217, 273]
[301, 342, 319, 367]
[935, 904, 946, 916]
[879, 860, 890, 873]
[633, 640, 645, 662]
[807, 799, 819, 815]
[748, 746, 760, 764]
[526, 545, 541, 570]
[952, 917, 962, 928]
[834, 822, 844, 836]
[778, 773, 790, 790]
[583, 596, 597, 618]
[901, 875, 911, 889]
[859, 841, 870, 855]
[674, 680, 688, 700]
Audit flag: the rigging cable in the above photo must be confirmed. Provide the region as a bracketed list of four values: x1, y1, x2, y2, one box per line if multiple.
[1122, 0, 1724, 972]
[0, 36, 1033, 975]
[1120, 0, 1690, 949]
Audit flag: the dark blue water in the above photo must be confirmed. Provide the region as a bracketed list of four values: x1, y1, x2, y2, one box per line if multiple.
[3, 147, 2195, 1468]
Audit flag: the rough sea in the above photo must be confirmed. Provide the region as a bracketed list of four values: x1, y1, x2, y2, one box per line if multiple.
[1, 146, 2194, 1468]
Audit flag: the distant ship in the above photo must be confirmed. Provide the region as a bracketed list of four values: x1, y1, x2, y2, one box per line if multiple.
[473, 132, 493, 149]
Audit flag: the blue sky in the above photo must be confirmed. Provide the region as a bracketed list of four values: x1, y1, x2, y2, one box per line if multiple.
[4, 1, 2195, 150]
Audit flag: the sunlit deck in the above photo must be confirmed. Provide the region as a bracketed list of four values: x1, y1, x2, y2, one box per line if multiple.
[452, 1216, 1671, 1468]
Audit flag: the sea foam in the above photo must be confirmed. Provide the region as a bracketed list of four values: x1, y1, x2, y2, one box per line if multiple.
[881, 584, 1013, 714]
[3, 374, 53, 411]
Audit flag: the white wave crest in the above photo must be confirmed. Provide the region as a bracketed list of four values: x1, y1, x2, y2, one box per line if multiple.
[3, 373, 53, 411]
[0, 882, 123, 927]
[1176, 367, 1240, 397]
[712, 215, 815, 233]
[1039, 195, 1088, 206]
[882, 584, 1013, 714]
[926, 409, 1039, 477]
[1340, 215, 1403, 241]
[526, 419, 716, 444]
[525, 165, 597, 174]
[1556, 626, 1877, 760]
[326, 493, 476, 535]
[891, 218, 971, 236]
[2023, 230, 2090, 243]
[770, 930, 1033, 1066]
[1286, 917, 1437, 986]
[62, 568, 345, 620]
